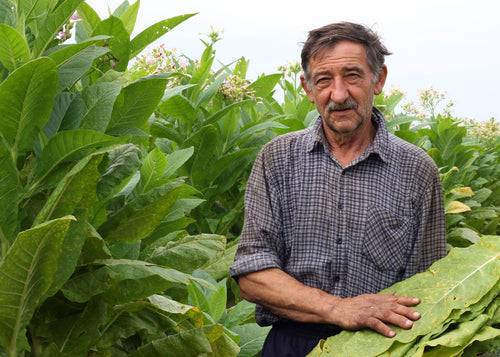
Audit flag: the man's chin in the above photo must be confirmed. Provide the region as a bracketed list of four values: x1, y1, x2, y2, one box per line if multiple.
[323, 115, 363, 135]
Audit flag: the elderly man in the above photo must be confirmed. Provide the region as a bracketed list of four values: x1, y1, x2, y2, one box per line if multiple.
[230, 22, 447, 357]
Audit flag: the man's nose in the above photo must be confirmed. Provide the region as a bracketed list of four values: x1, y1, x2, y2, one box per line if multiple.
[330, 78, 349, 103]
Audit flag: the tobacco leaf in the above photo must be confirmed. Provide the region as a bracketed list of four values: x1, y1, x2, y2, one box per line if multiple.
[308, 235, 500, 357]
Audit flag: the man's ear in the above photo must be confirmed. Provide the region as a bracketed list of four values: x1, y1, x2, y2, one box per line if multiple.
[374, 66, 388, 95]
[300, 75, 315, 103]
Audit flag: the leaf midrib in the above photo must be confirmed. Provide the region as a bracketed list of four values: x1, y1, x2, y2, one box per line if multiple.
[419, 252, 499, 322]
[9, 223, 59, 354]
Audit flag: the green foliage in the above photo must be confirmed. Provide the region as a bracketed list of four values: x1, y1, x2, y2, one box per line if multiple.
[0, 0, 498, 355]
[143, 36, 291, 237]
[308, 235, 500, 357]
[0, 1, 264, 356]
[0, 217, 75, 356]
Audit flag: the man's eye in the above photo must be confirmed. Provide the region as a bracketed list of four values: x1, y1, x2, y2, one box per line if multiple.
[346, 73, 362, 80]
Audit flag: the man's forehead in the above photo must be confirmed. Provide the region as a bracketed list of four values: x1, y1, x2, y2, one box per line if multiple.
[310, 41, 369, 69]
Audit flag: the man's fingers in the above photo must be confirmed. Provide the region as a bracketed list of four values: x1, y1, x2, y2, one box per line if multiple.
[394, 295, 420, 307]
[364, 317, 396, 338]
[391, 301, 421, 321]
[368, 303, 417, 332]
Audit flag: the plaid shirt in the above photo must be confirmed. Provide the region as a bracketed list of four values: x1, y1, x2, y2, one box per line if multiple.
[230, 108, 447, 326]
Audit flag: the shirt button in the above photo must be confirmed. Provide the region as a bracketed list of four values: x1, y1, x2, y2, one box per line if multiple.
[338, 202, 344, 210]
[398, 268, 406, 276]
[336, 238, 342, 244]
[332, 276, 340, 283]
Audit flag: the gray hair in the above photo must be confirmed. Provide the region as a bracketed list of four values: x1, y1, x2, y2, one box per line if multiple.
[301, 22, 391, 87]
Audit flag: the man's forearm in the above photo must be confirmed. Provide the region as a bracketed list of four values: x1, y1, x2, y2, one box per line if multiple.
[238, 268, 422, 338]
[238, 268, 340, 323]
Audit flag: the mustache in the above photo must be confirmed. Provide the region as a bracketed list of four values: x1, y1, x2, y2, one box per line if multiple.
[327, 97, 358, 111]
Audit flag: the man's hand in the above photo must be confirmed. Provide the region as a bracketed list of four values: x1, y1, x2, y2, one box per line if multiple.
[329, 293, 421, 337]
[238, 269, 421, 337]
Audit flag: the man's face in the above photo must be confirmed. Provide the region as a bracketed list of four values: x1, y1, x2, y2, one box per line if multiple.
[301, 41, 387, 136]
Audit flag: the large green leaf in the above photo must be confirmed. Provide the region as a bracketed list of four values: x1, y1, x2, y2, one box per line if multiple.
[247, 73, 282, 98]
[96, 143, 142, 200]
[158, 94, 196, 123]
[188, 51, 214, 101]
[0, 0, 14, 24]
[201, 243, 238, 281]
[0, 216, 75, 356]
[196, 72, 230, 109]
[54, 44, 110, 92]
[119, 0, 140, 35]
[47, 35, 110, 66]
[147, 234, 225, 274]
[149, 294, 203, 321]
[61, 259, 214, 304]
[204, 99, 253, 127]
[128, 324, 238, 357]
[129, 326, 212, 357]
[79, 73, 124, 132]
[163, 147, 194, 179]
[31, 0, 86, 57]
[92, 16, 130, 72]
[209, 149, 255, 185]
[139, 147, 167, 194]
[210, 152, 255, 198]
[148, 294, 205, 330]
[435, 125, 467, 166]
[79, 226, 112, 264]
[230, 120, 287, 147]
[96, 299, 187, 349]
[183, 125, 218, 188]
[223, 300, 255, 330]
[231, 323, 271, 357]
[36, 129, 123, 183]
[0, 136, 20, 247]
[129, 13, 197, 58]
[107, 75, 169, 134]
[0, 24, 31, 72]
[310, 235, 500, 356]
[409, 301, 500, 356]
[0, 58, 58, 161]
[45, 210, 88, 299]
[75, 2, 101, 41]
[18, 0, 56, 22]
[34, 152, 103, 226]
[42, 296, 107, 357]
[208, 279, 227, 323]
[43, 93, 77, 139]
[98, 181, 183, 243]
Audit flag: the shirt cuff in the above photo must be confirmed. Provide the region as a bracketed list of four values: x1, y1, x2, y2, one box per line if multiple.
[230, 252, 282, 281]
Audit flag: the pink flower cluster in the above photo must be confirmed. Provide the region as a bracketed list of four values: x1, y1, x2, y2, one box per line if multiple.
[463, 117, 499, 146]
[216, 75, 255, 104]
[278, 60, 301, 78]
[130, 44, 191, 76]
[55, 12, 80, 42]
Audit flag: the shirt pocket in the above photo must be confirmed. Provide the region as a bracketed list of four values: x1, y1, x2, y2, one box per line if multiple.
[362, 205, 411, 272]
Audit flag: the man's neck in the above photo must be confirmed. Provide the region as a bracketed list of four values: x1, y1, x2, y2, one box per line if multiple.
[322, 119, 376, 167]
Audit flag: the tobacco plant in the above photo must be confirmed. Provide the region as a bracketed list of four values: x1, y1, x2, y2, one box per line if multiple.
[0, 0, 498, 356]
[0, 1, 268, 356]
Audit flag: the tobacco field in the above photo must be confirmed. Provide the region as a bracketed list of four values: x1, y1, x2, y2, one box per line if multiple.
[0, 0, 498, 356]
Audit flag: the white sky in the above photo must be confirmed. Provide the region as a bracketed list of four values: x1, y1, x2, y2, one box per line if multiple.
[86, 0, 499, 121]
